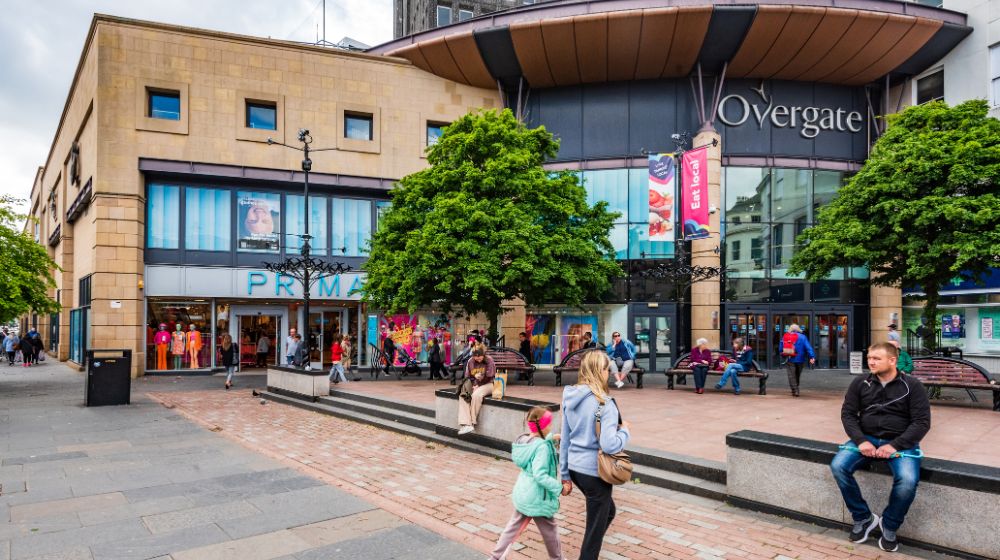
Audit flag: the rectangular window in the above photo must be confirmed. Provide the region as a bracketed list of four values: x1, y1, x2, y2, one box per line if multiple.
[427, 122, 447, 147]
[185, 187, 232, 251]
[79, 275, 92, 307]
[246, 101, 277, 130]
[731, 240, 741, 262]
[459, 9, 473, 21]
[146, 301, 213, 371]
[147, 184, 180, 249]
[750, 237, 764, 269]
[345, 113, 374, 141]
[237, 192, 281, 252]
[331, 198, 372, 256]
[375, 200, 391, 231]
[436, 4, 451, 26]
[287, 195, 328, 253]
[991, 44, 1000, 107]
[148, 89, 181, 120]
[916, 70, 944, 104]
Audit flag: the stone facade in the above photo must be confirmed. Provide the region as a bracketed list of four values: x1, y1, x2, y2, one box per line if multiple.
[26, 15, 499, 377]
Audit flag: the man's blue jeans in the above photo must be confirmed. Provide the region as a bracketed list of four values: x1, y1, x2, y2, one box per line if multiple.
[717, 364, 743, 392]
[830, 435, 921, 532]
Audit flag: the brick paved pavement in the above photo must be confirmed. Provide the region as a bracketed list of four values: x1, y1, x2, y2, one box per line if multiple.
[151, 387, 953, 560]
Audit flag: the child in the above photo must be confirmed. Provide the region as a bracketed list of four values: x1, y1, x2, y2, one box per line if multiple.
[490, 406, 564, 560]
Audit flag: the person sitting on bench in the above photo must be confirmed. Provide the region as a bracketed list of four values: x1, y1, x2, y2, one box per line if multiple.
[830, 342, 931, 553]
[457, 344, 495, 435]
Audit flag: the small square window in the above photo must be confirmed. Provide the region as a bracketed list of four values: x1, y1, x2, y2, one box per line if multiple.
[345, 113, 373, 141]
[459, 9, 473, 21]
[427, 122, 447, 147]
[916, 70, 944, 105]
[436, 5, 451, 26]
[246, 101, 277, 130]
[148, 89, 181, 120]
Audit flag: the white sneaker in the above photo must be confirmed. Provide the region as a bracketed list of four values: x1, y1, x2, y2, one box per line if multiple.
[457, 425, 474, 435]
[615, 380, 624, 389]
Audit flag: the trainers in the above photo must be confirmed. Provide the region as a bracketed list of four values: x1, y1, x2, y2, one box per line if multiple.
[615, 380, 624, 389]
[457, 425, 474, 435]
[878, 519, 899, 552]
[849, 514, 880, 544]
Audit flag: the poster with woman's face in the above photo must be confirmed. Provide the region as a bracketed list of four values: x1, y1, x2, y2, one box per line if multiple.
[237, 192, 280, 252]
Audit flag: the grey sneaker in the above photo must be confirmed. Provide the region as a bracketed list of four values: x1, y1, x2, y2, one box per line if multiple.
[849, 514, 880, 544]
[878, 519, 899, 552]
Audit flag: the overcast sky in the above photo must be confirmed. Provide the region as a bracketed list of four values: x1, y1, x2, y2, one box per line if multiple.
[0, 0, 392, 212]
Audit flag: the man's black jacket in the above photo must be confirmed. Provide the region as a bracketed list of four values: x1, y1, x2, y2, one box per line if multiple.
[841, 371, 931, 451]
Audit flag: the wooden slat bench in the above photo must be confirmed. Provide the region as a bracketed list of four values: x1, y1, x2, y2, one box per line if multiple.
[552, 348, 644, 388]
[448, 346, 537, 386]
[911, 356, 999, 411]
[665, 350, 768, 395]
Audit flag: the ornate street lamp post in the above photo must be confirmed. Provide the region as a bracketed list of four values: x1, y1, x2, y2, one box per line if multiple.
[266, 130, 351, 366]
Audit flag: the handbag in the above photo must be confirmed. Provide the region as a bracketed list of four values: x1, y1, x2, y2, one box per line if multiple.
[595, 399, 633, 485]
[492, 371, 507, 399]
[39, 351, 46, 362]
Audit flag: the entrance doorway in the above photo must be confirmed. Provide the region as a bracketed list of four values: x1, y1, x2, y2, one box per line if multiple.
[727, 311, 768, 357]
[629, 305, 676, 373]
[814, 314, 850, 369]
[229, 306, 288, 369]
[726, 305, 855, 369]
[307, 309, 348, 367]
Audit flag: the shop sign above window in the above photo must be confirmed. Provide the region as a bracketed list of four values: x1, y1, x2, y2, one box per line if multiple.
[717, 82, 864, 139]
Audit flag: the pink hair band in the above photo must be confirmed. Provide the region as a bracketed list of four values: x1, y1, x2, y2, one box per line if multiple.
[529, 410, 553, 434]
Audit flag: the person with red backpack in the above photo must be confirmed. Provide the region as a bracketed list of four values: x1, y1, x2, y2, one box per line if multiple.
[781, 324, 815, 397]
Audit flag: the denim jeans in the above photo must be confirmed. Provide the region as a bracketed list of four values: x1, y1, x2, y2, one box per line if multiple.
[830, 435, 921, 532]
[328, 363, 347, 383]
[717, 364, 744, 391]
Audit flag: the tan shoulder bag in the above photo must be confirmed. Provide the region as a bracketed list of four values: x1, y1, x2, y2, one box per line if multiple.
[595, 399, 633, 485]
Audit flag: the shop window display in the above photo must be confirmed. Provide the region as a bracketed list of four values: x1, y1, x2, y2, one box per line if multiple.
[146, 302, 212, 371]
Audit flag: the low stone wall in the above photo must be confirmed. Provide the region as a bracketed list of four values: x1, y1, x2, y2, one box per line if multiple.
[726, 430, 1000, 559]
[267, 366, 329, 401]
[434, 388, 559, 449]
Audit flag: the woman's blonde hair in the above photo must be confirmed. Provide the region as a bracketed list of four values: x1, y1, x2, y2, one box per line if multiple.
[221, 333, 232, 351]
[577, 350, 610, 404]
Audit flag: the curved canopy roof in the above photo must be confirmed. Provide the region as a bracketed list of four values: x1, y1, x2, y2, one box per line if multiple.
[370, 1, 971, 90]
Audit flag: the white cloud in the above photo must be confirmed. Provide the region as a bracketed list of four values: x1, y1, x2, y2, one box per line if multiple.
[0, 0, 392, 212]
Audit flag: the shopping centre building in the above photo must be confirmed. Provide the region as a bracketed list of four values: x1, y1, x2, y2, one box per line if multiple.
[23, 1, 992, 377]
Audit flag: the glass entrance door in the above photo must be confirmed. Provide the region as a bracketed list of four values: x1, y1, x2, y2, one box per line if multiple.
[771, 313, 811, 368]
[236, 314, 281, 368]
[814, 314, 849, 369]
[631, 314, 673, 373]
[308, 309, 347, 367]
[727, 311, 767, 357]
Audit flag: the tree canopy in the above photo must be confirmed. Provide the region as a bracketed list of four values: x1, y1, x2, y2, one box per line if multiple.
[0, 195, 60, 323]
[362, 108, 622, 339]
[788, 100, 1000, 347]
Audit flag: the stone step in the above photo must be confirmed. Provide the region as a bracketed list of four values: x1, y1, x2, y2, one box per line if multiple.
[317, 395, 437, 432]
[328, 388, 435, 418]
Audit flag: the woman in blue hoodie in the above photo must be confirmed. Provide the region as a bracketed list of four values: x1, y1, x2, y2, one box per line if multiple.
[559, 350, 631, 560]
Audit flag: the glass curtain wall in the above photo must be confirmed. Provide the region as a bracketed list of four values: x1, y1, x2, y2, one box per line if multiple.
[577, 169, 675, 261]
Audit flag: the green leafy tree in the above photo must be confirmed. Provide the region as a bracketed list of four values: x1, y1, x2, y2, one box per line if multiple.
[789, 100, 1000, 349]
[362, 108, 622, 341]
[0, 196, 60, 323]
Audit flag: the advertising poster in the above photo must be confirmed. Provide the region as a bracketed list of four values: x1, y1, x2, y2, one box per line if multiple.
[941, 313, 965, 339]
[681, 146, 710, 240]
[560, 315, 598, 361]
[526, 314, 555, 365]
[237, 192, 281, 252]
[647, 153, 675, 241]
[980, 309, 1000, 349]
[379, 314, 452, 364]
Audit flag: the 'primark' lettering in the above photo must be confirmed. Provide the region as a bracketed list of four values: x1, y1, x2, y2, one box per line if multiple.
[717, 84, 864, 139]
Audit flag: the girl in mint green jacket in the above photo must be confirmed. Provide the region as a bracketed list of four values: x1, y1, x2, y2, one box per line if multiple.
[489, 406, 564, 560]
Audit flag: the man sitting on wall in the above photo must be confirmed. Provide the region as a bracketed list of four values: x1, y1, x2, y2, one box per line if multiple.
[831, 342, 931, 553]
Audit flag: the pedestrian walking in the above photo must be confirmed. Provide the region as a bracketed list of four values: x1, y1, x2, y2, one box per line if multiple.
[831, 342, 930, 553]
[256, 332, 271, 368]
[3, 332, 18, 366]
[220, 333, 237, 389]
[887, 323, 901, 343]
[690, 338, 712, 394]
[291, 334, 308, 367]
[605, 332, 636, 389]
[457, 344, 495, 435]
[716, 337, 752, 395]
[781, 324, 815, 397]
[427, 337, 445, 380]
[381, 334, 396, 376]
[339, 335, 353, 381]
[285, 328, 298, 366]
[559, 351, 631, 560]
[489, 406, 564, 560]
[328, 334, 348, 384]
[518, 331, 532, 363]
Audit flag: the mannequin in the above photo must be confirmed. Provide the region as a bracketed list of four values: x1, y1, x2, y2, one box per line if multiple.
[188, 324, 202, 369]
[154, 323, 170, 370]
[171, 324, 186, 369]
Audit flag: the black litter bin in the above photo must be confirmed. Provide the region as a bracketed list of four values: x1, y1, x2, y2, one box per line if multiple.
[85, 349, 132, 406]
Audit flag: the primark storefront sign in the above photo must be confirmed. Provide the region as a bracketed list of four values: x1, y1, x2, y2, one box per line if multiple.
[718, 82, 864, 139]
[144, 265, 365, 300]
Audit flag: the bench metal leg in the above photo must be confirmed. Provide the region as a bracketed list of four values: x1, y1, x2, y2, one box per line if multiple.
[528, 371, 534, 387]
[758, 373, 768, 395]
[636, 372, 643, 389]
[966, 388, 979, 403]
[677, 374, 686, 385]
[667, 374, 674, 390]
[993, 390, 999, 412]
[554, 372, 562, 387]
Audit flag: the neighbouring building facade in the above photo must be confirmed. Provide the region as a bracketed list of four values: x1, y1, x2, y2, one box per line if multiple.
[25, 1, 989, 377]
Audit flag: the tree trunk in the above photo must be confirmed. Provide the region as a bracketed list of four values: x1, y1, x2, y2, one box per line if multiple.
[488, 311, 500, 348]
[922, 286, 940, 352]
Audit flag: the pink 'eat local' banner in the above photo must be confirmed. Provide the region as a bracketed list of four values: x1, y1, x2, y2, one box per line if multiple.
[647, 153, 675, 242]
[681, 146, 710, 240]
